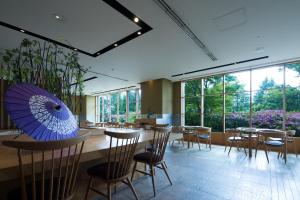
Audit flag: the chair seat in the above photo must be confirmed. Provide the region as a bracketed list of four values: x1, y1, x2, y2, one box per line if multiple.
[241, 134, 258, 138]
[87, 162, 126, 180]
[197, 134, 210, 139]
[133, 152, 160, 164]
[146, 144, 157, 152]
[228, 136, 243, 141]
[265, 140, 284, 146]
[7, 178, 62, 200]
[268, 137, 282, 141]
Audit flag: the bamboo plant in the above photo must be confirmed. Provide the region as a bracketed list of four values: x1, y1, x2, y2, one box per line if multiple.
[0, 38, 88, 120]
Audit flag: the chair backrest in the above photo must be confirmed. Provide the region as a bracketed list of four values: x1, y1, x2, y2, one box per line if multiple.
[149, 127, 172, 163]
[286, 130, 296, 136]
[124, 122, 136, 129]
[224, 128, 240, 139]
[104, 130, 140, 180]
[2, 135, 88, 200]
[155, 124, 169, 128]
[195, 127, 211, 135]
[257, 129, 286, 141]
[171, 126, 183, 133]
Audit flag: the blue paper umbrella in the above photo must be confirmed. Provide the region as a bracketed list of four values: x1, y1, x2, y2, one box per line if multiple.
[5, 84, 79, 141]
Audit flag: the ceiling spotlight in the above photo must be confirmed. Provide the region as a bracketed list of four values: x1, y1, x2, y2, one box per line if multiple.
[20, 29, 25, 33]
[137, 31, 141, 35]
[74, 48, 77, 51]
[114, 44, 118, 47]
[53, 14, 64, 21]
[134, 17, 139, 23]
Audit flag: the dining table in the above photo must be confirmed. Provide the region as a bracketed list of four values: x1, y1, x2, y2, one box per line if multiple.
[0, 128, 182, 184]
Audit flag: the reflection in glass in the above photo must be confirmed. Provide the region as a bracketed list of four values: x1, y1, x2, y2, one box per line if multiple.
[251, 66, 283, 91]
[225, 93, 250, 113]
[204, 113, 222, 132]
[225, 70, 250, 92]
[225, 113, 250, 129]
[111, 93, 118, 115]
[119, 91, 126, 115]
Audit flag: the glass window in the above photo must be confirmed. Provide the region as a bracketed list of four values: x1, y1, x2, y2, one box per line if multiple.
[96, 89, 141, 123]
[182, 64, 300, 134]
[251, 66, 283, 91]
[204, 75, 223, 95]
[225, 92, 250, 113]
[128, 90, 137, 113]
[225, 113, 250, 129]
[185, 96, 201, 126]
[284, 63, 300, 136]
[251, 66, 284, 129]
[225, 71, 250, 93]
[185, 80, 201, 97]
[103, 96, 110, 122]
[119, 91, 126, 115]
[204, 113, 223, 132]
[111, 93, 118, 115]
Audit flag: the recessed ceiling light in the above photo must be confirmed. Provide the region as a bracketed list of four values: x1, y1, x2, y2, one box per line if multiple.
[114, 44, 118, 47]
[255, 47, 265, 53]
[137, 31, 141, 35]
[53, 14, 64, 21]
[20, 29, 25, 33]
[134, 17, 139, 23]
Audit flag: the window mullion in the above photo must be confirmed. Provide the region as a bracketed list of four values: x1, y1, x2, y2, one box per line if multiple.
[283, 66, 286, 130]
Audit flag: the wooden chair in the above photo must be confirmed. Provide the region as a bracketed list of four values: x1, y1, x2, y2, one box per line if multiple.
[193, 127, 212, 150]
[106, 122, 120, 128]
[2, 135, 87, 200]
[224, 128, 247, 156]
[84, 130, 140, 200]
[286, 130, 298, 157]
[124, 122, 136, 129]
[131, 127, 172, 197]
[155, 124, 169, 128]
[170, 126, 184, 147]
[256, 130, 287, 163]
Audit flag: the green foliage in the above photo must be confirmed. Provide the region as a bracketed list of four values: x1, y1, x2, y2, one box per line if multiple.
[184, 65, 300, 134]
[0, 38, 88, 116]
[285, 63, 300, 75]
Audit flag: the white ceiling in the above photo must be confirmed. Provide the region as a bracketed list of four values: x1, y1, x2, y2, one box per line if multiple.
[1, 0, 300, 94]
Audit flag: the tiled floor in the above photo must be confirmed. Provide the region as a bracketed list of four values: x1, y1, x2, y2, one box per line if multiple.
[95, 144, 300, 200]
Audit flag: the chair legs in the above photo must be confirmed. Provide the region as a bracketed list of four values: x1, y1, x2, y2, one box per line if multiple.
[227, 140, 247, 156]
[107, 183, 112, 200]
[171, 138, 185, 147]
[163, 161, 168, 169]
[150, 165, 156, 196]
[161, 163, 172, 185]
[84, 176, 93, 200]
[86, 177, 139, 200]
[131, 161, 137, 181]
[224, 143, 228, 152]
[264, 146, 269, 163]
[228, 144, 233, 156]
[195, 138, 213, 151]
[197, 138, 201, 150]
[125, 178, 139, 200]
[131, 161, 172, 197]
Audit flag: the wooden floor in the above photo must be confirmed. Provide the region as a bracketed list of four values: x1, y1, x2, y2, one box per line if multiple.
[87, 143, 300, 200]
